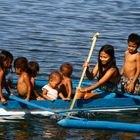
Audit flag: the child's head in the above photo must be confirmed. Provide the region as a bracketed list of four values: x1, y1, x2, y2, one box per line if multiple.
[14, 57, 28, 74]
[0, 50, 13, 69]
[49, 71, 62, 88]
[98, 44, 116, 79]
[28, 61, 39, 77]
[127, 33, 140, 53]
[60, 63, 73, 77]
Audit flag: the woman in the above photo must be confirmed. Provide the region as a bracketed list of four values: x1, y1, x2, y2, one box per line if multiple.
[77, 44, 120, 99]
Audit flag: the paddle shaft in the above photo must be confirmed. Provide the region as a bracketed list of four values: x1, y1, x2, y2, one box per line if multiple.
[9, 95, 85, 120]
[70, 32, 100, 110]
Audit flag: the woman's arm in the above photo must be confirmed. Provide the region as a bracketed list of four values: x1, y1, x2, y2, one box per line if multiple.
[86, 62, 98, 80]
[81, 68, 116, 92]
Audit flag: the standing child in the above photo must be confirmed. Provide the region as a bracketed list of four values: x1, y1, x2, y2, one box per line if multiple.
[120, 33, 140, 95]
[14, 57, 31, 101]
[77, 44, 120, 99]
[0, 50, 13, 104]
[59, 63, 73, 101]
[28, 61, 43, 100]
[42, 71, 62, 101]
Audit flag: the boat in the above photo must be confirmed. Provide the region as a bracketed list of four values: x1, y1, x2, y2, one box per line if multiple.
[1, 79, 140, 117]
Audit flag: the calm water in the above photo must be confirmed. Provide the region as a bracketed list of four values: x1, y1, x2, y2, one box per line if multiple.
[0, 0, 140, 139]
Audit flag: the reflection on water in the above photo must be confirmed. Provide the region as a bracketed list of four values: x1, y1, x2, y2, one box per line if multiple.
[0, 113, 140, 139]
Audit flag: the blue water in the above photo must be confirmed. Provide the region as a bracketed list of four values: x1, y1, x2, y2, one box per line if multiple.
[0, 0, 140, 139]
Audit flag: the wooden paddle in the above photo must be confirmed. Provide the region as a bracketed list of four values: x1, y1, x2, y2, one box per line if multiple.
[69, 32, 100, 110]
[9, 95, 85, 120]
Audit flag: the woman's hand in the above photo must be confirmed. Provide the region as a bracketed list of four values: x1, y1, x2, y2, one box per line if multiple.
[83, 61, 90, 68]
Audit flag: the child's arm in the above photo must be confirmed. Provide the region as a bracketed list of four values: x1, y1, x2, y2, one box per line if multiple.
[120, 66, 124, 76]
[24, 74, 31, 101]
[42, 89, 55, 101]
[66, 79, 72, 100]
[0, 70, 7, 104]
[59, 92, 67, 100]
[31, 77, 43, 100]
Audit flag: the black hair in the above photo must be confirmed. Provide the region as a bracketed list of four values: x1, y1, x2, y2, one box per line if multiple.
[0, 50, 13, 69]
[60, 63, 73, 77]
[14, 57, 28, 72]
[98, 44, 117, 80]
[128, 33, 140, 47]
[28, 61, 39, 77]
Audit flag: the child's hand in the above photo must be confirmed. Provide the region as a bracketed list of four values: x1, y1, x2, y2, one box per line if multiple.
[1, 97, 7, 105]
[36, 96, 44, 100]
[63, 97, 70, 101]
[25, 98, 29, 101]
[126, 82, 134, 93]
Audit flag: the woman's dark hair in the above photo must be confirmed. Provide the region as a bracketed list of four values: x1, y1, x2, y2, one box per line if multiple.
[128, 33, 140, 47]
[0, 50, 13, 69]
[98, 44, 117, 80]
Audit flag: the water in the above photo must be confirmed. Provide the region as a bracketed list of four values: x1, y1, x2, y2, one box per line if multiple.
[0, 0, 140, 139]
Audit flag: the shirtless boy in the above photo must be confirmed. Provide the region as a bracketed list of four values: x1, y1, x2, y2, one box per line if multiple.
[121, 33, 140, 94]
[59, 63, 73, 101]
[14, 57, 31, 101]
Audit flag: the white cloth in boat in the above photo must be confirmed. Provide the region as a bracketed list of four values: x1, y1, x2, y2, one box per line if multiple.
[42, 84, 58, 100]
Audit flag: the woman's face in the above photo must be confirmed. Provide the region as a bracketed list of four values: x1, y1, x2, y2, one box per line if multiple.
[99, 51, 111, 65]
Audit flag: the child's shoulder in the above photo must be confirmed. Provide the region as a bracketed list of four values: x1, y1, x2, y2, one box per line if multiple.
[63, 77, 72, 83]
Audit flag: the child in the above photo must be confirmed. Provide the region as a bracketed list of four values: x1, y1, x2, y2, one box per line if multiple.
[14, 57, 31, 101]
[28, 61, 43, 100]
[120, 33, 140, 95]
[59, 63, 73, 101]
[77, 44, 120, 99]
[42, 71, 62, 101]
[0, 50, 13, 104]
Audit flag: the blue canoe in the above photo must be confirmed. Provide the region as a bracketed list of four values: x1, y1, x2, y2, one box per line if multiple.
[1, 79, 140, 116]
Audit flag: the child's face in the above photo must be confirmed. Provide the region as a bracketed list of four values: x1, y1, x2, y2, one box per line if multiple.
[15, 67, 21, 75]
[50, 77, 62, 89]
[99, 51, 111, 65]
[128, 41, 138, 54]
[3, 59, 12, 69]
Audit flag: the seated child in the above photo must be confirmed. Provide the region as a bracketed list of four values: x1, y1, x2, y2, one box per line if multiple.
[120, 33, 140, 95]
[0, 50, 13, 104]
[42, 71, 62, 101]
[28, 61, 43, 100]
[59, 63, 73, 101]
[14, 57, 32, 101]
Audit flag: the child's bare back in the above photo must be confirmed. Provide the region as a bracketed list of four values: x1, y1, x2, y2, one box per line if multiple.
[17, 72, 28, 97]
